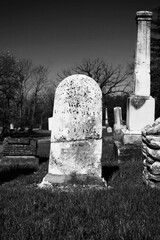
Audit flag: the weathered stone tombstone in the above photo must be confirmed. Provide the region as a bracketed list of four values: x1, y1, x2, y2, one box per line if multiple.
[42, 74, 102, 184]
[1, 137, 39, 169]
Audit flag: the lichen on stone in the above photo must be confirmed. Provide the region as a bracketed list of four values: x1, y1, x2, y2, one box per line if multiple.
[48, 74, 102, 182]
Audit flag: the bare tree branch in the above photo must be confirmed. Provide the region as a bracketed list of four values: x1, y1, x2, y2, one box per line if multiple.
[57, 58, 133, 97]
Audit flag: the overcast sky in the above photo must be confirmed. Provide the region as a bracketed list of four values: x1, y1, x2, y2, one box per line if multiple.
[0, 0, 159, 82]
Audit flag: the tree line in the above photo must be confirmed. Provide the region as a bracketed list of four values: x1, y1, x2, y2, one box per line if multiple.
[0, 52, 133, 133]
[0, 52, 54, 133]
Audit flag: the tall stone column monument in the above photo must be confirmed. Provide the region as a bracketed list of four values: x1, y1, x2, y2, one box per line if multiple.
[125, 11, 155, 140]
[114, 11, 155, 162]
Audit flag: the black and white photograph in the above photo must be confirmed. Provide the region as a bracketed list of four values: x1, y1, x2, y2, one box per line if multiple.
[0, 0, 160, 239]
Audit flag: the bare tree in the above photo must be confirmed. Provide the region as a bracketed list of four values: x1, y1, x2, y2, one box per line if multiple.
[0, 52, 20, 131]
[38, 85, 55, 129]
[57, 58, 133, 97]
[15, 59, 33, 129]
[29, 65, 49, 129]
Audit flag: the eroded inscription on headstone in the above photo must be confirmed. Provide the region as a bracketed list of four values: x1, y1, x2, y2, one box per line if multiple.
[44, 74, 102, 184]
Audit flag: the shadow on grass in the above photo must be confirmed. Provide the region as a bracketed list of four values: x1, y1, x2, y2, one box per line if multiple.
[39, 157, 49, 164]
[0, 159, 119, 186]
[0, 166, 36, 184]
[102, 165, 119, 184]
[0, 156, 49, 185]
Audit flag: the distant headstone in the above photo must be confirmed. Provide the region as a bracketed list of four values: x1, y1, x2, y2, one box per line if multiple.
[10, 123, 14, 130]
[43, 74, 102, 184]
[114, 107, 122, 133]
[107, 127, 112, 133]
[105, 107, 109, 125]
[1, 137, 39, 169]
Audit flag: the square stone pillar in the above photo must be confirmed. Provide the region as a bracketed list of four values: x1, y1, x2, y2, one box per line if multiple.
[127, 95, 155, 132]
[127, 11, 155, 133]
[114, 11, 155, 162]
[134, 11, 152, 96]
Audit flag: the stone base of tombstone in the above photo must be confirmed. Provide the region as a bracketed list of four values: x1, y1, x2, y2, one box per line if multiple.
[43, 139, 102, 184]
[43, 173, 105, 186]
[121, 129, 142, 145]
[113, 96, 154, 162]
[127, 95, 155, 132]
[142, 118, 160, 189]
[0, 156, 39, 169]
[113, 127, 142, 162]
[43, 173, 70, 184]
[114, 140, 142, 163]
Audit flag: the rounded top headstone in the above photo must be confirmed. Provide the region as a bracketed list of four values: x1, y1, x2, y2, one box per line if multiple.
[51, 74, 102, 141]
[57, 74, 101, 92]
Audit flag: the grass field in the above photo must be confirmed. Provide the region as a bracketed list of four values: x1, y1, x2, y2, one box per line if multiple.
[0, 131, 160, 239]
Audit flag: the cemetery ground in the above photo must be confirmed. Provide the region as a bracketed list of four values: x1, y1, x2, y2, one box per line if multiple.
[0, 130, 160, 239]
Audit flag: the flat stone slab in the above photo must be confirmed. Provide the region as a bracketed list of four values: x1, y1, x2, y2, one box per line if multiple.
[7, 138, 30, 145]
[40, 171, 106, 189]
[3, 137, 38, 156]
[121, 129, 142, 145]
[0, 156, 39, 169]
[37, 182, 107, 192]
[43, 173, 70, 184]
[113, 141, 142, 163]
